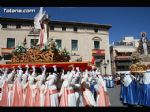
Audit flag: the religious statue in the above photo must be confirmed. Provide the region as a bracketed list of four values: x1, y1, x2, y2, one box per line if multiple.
[137, 32, 150, 55]
[141, 32, 148, 55]
[34, 7, 48, 48]
[34, 7, 46, 29]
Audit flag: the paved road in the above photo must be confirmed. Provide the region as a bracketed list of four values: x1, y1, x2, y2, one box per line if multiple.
[107, 85, 124, 107]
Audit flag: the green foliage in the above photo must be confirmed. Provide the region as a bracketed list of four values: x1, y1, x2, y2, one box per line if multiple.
[61, 48, 70, 56]
[39, 37, 70, 55]
[40, 44, 48, 51]
[12, 44, 27, 54]
[75, 56, 82, 62]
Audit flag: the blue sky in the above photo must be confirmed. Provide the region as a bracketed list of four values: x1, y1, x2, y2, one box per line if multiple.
[1, 7, 150, 43]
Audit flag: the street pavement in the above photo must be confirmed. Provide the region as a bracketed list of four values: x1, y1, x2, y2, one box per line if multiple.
[107, 85, 124, 107]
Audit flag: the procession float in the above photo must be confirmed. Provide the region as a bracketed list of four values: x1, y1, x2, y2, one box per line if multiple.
[130, 32, 150, 74]
[0, 7, 90, 70]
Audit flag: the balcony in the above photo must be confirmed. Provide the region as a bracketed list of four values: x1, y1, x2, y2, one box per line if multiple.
[1, 48, 15, 55]
[1, 48, 14, 60]
[115, 56, 131, 60]
[113, 42, 135, 47]
[92, 49, 105, 56]
[116, 62, 132, 66]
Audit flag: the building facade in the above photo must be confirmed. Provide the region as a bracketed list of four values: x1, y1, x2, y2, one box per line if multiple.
[0, 17, 112, 75]
[110, 36, 139, 75]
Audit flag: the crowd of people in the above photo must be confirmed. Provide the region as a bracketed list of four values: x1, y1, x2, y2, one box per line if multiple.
[0, 65, 111, 107]
[103, 76, 114, 88]
[120, 70, 150, 107]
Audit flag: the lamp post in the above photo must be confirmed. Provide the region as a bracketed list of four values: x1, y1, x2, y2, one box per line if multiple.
[103, 62, 107, 75]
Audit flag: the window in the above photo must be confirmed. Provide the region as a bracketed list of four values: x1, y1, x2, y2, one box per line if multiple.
[2, 24, 7, 28]
[94, 29, 98, 33]
[16, 24, 21, 29]
[55, 39, 62, 49]
[73, 27, 78, 32]
[71, 40, 78, 51]
[7, 38, 15, 48]
[94, 41, 100, 49]
[94, 56, 102, 67]
[50, 26, 54, 30]
[62, 27, 66, 31]
[30, 39, 38, 48]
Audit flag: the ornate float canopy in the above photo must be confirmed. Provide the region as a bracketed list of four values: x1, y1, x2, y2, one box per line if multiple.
[129, 63, 150, 73]
[10, 38, 70, 63]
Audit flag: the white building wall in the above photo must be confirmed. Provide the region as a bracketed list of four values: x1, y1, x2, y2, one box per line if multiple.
[0, 28, 30, 55]
[0, 24, 112, 75]
[49, 28, 111, 74]
[122, 36, 140, 48]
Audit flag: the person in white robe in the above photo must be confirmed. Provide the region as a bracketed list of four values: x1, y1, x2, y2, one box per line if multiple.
[0, 68, 9, 103]
[34, 65, 47, 106]
[81, 70, 96, 107]
[44, 65, 59, 106]
[71, 67, 84, 107]
[59, 67, 77, 107]
[94, 74, 111, 107]
[28, 66, 36, 86]
[122, 71, 132, 87]
[7, 67, 16, 106]
[22, 65, 30, 105]
[1, 68, 9, 81]
[28, 66, 37, 106]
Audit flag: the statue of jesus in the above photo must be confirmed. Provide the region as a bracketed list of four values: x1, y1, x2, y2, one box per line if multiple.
[34, 7, 48, 48]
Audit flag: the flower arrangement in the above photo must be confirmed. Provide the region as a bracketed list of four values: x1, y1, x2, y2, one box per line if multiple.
[12, 44, 27, 55]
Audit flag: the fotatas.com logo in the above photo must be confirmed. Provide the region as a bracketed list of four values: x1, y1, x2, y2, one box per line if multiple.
[3, 8, 36, 13]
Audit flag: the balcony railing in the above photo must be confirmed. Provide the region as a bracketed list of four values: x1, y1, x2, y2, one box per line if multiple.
[116, 62, 132, 66]
[115, 56, 131, 60]
[92, 49, 105, 55]
[1, 48, 15, 55]
[113, 42, 135, 46]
